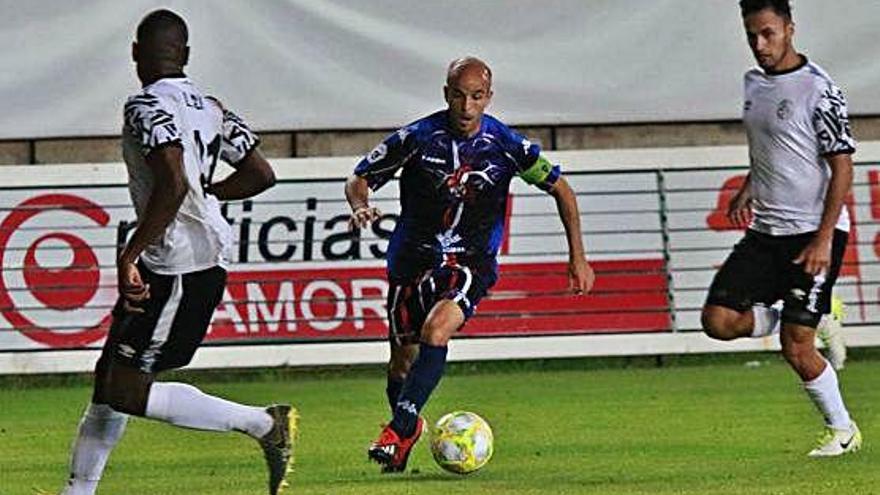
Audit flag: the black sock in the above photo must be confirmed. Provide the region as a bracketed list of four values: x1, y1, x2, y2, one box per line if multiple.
[390, 343, 448, 437]
[385, 375, 405, 414]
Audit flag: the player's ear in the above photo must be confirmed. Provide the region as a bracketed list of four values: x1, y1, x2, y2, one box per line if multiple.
[443, 85, 451, 103]
[131, 42, 138, 63]
[181, 45, 190, 67]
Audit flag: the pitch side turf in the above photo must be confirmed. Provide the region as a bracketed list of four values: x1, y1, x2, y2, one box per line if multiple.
[1, 354, 877, 494]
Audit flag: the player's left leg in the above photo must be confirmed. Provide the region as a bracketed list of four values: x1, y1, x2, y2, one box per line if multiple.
[61, 355, 129, 495]
[779, 228, 859, 457]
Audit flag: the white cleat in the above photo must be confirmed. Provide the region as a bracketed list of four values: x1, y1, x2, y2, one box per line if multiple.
[817, 296, 847, 370]
[807, 422, 862, 457]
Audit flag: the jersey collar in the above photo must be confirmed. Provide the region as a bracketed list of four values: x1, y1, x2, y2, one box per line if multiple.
[764, 54, 808, 77]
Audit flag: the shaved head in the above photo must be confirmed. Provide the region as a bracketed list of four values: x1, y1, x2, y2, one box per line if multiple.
[446, 57, 492, 88]
[444, 56, 493, 137]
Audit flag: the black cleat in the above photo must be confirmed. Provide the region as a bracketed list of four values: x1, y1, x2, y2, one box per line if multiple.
[258, 404, 298, 494]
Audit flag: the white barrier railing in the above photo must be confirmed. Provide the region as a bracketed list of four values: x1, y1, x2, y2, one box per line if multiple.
[2, 143, 880, 373]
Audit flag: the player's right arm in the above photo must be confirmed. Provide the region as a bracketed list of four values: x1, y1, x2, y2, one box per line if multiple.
[346, 124, 419, 230]
[727, 172, 752, 228]
[345, 174, 381, 230]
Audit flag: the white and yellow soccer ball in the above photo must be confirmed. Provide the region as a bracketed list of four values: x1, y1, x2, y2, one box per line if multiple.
[429, 411, 494, 474]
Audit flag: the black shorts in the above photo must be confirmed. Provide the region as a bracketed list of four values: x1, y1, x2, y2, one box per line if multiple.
[387, 261, 495, 346]
[706, 229, 848, 328]
[101, 263, 226, 373]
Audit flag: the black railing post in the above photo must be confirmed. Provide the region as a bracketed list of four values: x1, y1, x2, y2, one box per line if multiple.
[656, 169, 678, 332]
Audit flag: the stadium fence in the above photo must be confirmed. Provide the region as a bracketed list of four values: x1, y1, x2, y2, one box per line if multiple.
[2, 143, 879, 374]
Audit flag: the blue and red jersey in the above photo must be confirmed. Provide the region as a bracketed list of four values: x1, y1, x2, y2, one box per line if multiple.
[354, 110, 560, 280]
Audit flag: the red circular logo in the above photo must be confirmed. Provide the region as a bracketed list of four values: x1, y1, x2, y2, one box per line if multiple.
[0, 194, 112, 347]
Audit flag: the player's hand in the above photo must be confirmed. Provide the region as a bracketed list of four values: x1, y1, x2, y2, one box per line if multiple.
[793, 235, 832, 276]
[117, 260, 150, 313]
[726, 188, 752, 228]
[348, 205, 382, 231]
[568, 256, 595, 296]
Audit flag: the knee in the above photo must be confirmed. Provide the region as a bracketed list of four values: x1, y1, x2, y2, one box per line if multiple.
[701, 308, 742, 341]
[93, 362, 151, 416]
[420, 301, 463, 347]
[781, 337, 815, 368]
[99, 382, 146, 416]
[421, 322, 452, 346]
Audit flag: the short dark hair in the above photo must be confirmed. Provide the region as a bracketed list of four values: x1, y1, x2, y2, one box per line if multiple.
[739, 0, 792, 19]
[136, 9, 188, 45]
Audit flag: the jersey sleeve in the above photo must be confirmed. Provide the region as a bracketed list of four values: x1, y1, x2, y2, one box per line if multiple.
[813, 83, 856, 156]
[219, 109, 260, 165]
[123, 93, 181, 156]
[509, 131, 560, 191]
[353, 124, 420, 191]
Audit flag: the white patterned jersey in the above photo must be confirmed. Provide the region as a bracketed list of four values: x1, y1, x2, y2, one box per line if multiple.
[121, 76, 259, 274]
[743, 58, 856, 235]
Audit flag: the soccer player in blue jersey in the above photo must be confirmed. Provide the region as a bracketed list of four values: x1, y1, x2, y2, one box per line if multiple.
[346, 56, 595, 472]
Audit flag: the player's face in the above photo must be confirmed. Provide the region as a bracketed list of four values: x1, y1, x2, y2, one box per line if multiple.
[743, 8, 795, 72]
[444, 67, 493, 138]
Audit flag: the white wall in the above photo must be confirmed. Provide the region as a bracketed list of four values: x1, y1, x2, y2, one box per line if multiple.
[1, 0, 878, 139]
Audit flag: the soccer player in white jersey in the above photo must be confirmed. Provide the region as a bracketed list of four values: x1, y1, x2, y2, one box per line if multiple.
[701, 0, 861, 457]
[60, 10, 295, 495]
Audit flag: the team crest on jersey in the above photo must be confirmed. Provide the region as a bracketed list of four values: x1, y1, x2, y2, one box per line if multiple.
[776, 99, 793, 120]
[367, 143, 387, 164]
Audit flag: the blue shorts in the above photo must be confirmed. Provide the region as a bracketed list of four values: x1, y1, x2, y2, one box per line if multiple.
[386, 260, 495, 345]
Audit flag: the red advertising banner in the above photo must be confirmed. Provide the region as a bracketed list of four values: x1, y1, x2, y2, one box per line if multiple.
[0, 174, 671, 350]
[208, 259, 670, 343]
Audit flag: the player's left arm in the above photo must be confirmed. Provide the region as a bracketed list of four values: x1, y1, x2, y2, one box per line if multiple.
[208, 149, 276, 200]
[205, 99, 276, 200]
[514, 135, 595, 295]
[795, 83, 856, 276]
[548, 173, 595, 295]
[794, 152, 853, 275]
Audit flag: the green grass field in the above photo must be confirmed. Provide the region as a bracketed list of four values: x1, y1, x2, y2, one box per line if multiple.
[1, 353, 877, 495]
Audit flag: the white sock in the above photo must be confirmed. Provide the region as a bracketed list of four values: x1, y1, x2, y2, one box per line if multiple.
[61, 403, 129, 495]
[145, 382, 272, 438]
[803, 360, 853, 430]
[750, 305, 781, 338]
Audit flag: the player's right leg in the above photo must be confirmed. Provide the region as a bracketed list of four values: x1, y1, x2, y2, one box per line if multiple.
[63, 265, 296, 495]
[386, 340, 419, 413]
[702, 230, 782, 341]
[370, 278, 428, 472]
[369, 301, 463, 473]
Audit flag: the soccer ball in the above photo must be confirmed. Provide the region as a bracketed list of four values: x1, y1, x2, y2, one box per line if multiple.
[429, 411, 494, 474]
